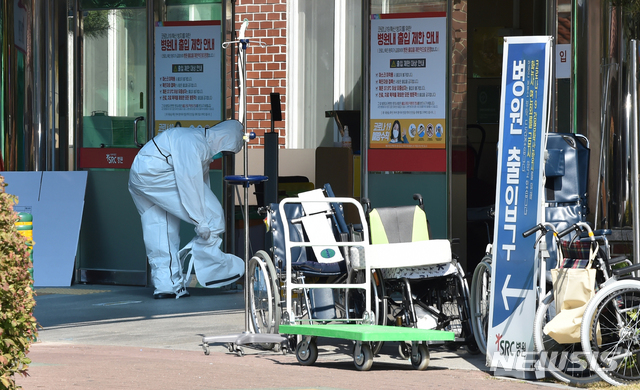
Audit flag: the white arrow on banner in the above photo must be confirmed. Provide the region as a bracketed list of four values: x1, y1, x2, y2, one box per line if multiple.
[501, 274, 525, 311]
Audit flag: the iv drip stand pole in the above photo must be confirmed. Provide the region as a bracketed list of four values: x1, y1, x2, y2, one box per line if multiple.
[201, 21, 285, 356]
[239, 34, 251, 334]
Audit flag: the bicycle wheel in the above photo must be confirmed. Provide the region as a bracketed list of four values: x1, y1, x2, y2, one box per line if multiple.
[533, 291, 599, 385]
[581, 281, 640, 386]
[248, 251, 280, 341]
[470, 256, 491, 356]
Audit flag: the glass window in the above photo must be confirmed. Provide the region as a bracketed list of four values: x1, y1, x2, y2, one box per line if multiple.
[82, 8, 147, 147]
[166, 3, 222, 21]
[371, 0, 446, 14]
[166, 0, 221, 5]
[288, 1, 335, 149]
[80, 0, 145, 10]
[288, 0, 362, 149]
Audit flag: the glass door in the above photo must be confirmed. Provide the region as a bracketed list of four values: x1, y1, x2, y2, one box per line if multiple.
[78, 3, 147, 169]
[76, 1, 150, 286]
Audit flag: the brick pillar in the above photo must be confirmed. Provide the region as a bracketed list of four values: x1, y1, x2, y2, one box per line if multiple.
[234, 0, 287, 149]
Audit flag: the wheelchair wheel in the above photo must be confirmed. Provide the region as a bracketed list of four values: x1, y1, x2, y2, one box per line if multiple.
[533, 291, 599, 386]
[459, 272, 480, 354]
[443, 269, 479, 354]
[398, 341, 411, 359]
[345, 269, 387, 354]
[469, 256, 491, 356]
[248, 251, 281, 347]
[581, 281, 640, 386]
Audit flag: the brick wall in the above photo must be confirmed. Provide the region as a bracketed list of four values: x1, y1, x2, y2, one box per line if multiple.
[234, 0, 287, 149]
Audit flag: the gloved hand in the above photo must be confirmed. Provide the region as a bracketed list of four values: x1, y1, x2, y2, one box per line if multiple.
[195, 223, 211, 241]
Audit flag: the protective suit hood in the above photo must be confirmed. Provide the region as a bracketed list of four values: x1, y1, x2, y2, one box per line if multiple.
[206, 120, 244, 157]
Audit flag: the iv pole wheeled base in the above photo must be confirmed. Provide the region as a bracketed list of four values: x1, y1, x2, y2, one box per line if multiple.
[201, 175, 289, 357]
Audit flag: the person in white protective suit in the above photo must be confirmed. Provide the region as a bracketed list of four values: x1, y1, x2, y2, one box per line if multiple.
[128, 120, 244, 299]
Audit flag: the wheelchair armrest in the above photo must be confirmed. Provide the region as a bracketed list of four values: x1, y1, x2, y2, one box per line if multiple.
[611, 262, 640, 277]
[450, 238, 460, 245]
[609, 255, 631, 267]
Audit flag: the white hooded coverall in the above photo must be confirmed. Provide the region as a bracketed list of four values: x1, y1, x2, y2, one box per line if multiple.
[128, 120, 244, 295]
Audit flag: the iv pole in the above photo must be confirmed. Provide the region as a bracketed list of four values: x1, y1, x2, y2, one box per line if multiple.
[201, 20, 286, 355]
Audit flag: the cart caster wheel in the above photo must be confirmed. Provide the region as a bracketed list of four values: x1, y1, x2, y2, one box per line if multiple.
[235, 347, 245, 357]
[296, 339, 318, 366]
[354, 344, 373, 371]
[202, 345, 210, 356]
[410, 344, 430, 370]
[398, 342, 411, 360]
[281, 341, 290, 355]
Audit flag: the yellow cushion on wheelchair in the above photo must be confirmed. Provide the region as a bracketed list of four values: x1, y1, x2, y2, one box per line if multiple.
[369, 206, 429, 244]
[369, 209, 389, 244]
[411, 206, 429, 241]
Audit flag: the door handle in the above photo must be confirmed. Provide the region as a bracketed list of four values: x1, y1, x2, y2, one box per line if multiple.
[134, 116, 145, 148]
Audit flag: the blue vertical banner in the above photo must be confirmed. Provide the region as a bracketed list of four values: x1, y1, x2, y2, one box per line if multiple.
[487, 36, 552, 374]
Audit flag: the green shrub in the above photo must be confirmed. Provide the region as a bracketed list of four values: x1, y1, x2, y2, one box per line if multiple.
[0, 176, 38, 389]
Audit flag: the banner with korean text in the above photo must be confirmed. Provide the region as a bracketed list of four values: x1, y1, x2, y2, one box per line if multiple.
[369, 13, 446, 150]
[154, 21, 222, 134]
[487, 36, 552, 374]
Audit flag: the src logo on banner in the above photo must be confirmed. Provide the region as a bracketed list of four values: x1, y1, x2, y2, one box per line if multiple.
[495, 333, 527, 357]
[105, 153, 124, 165]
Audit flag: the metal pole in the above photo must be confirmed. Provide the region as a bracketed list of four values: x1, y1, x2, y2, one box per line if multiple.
[360, 0, 370, 199]
[630, 40, 640, 265]
[146, 0, 156, 142]
[240, 39, 251, 333]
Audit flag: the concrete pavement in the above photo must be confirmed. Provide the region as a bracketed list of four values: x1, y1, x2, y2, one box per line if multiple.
[15, 284, 572, 389]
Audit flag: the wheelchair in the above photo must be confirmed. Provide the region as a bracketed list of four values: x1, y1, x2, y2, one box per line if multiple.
[357, 195, 479, 356]
[523, 221, 609, 385]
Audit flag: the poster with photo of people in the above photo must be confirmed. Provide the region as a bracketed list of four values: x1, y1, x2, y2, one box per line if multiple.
[369, 13, 446, 149]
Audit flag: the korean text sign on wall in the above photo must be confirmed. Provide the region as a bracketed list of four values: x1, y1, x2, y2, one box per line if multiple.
[369, 13, 446, 149]
[154, 21, 222, 133]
